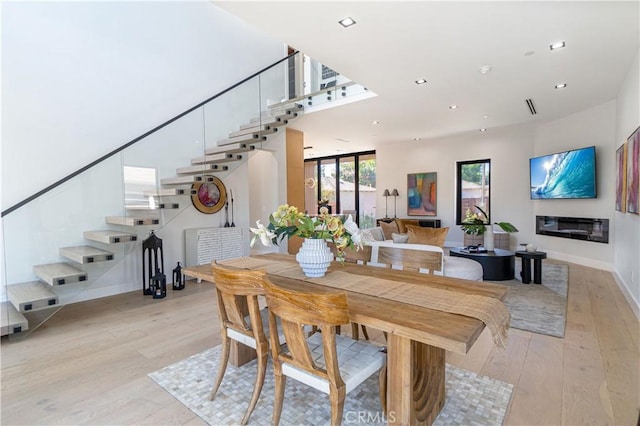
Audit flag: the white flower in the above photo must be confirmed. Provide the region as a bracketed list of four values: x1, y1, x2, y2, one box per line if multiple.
[249, 220, 276, 247]
[343, 215, 363, 249]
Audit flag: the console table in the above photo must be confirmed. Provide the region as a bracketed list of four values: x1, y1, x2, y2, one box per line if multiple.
[449, 248, 515, 281]
[515, 250, 547, 284]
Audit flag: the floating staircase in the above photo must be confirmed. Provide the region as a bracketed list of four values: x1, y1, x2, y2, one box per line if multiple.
[2, 100, 304, 337]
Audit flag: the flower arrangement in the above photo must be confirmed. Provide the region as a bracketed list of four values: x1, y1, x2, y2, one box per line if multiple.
[249, 204, 363, 261]
[460, 205, 518, 236]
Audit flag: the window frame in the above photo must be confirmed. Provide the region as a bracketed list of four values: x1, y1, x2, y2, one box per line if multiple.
[456, 158, 491, 225]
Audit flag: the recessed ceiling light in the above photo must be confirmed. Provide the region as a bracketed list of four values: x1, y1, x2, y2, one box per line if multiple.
[479, 128, 487, 132]
[415, 78, 427, 85]
[372, 120, 380, 125]
[479, 65, 492, 74]
[555, 83, 567, 89]
[449, 105, 459, 110]
[483, 115, 489, 119]
[550, 41, 566, 50]
[524, 51, 535, 56]
[338, 17, 356, 28]
[414, 137, 421, 141]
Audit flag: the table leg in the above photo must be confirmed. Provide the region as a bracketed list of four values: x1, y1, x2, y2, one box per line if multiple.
[533, 259, 543, 284]
[387, 334, 445, 425]
[520, 259, 532, 284]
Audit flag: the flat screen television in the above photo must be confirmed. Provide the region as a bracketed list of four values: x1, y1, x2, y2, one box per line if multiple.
[529, 146, 597, 199]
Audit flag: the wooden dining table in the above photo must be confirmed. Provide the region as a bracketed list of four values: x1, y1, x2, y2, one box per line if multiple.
[184, 253, 509, 426]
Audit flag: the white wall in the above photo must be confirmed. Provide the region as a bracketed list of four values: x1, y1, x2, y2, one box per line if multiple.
[377, 124, 536, 249]
[531, 101, 616, 270]
[1, 1, 284, 210]
[1, 1, 286, 301]
[614, 49, 640, 315]
[377, 101, 620, 271]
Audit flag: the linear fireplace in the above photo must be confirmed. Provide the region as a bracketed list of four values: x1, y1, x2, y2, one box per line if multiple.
[536, 215, 609, 244]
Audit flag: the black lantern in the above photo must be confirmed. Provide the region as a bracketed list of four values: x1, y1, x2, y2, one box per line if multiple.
[142, 230, 164, 295]
[151, 268, 167, 299]
[172, 262, 185, 290]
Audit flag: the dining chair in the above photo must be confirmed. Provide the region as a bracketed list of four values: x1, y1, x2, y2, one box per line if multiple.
[209, 263, 271, 426]
[377, 245, 443, 274]
[328, 243, 371, 340]
[261, 275, 386, 426]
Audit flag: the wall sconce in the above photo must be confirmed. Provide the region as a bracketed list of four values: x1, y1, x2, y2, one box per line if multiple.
[391, 189, 399, 218]
[382, 189, 391, 219]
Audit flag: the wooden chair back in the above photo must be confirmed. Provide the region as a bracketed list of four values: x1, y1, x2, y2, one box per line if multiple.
[377, 246, 443, 274]
[328, 243, 372, 264]
[261, 275, 350, 386]
[211, 263, 267, 342]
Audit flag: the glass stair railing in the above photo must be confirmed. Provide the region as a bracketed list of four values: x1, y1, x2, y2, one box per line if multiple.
[0, 51, 375, 339]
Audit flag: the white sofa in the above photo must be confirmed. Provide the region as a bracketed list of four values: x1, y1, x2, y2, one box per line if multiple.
[361, 227, 484, 281]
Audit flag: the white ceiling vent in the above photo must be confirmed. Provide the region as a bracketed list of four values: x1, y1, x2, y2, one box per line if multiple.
[525, 98, 537, 115]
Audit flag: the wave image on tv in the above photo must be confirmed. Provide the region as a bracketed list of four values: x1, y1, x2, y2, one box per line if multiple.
[530, 147, 596, 199]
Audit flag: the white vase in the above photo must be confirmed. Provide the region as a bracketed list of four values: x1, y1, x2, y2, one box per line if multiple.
[484, 225, 495, 251]
[296, 238, 334, 278]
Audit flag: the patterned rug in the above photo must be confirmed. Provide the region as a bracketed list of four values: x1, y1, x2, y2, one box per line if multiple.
[149, 345, 513, 425]
[492, 260, 569, 338]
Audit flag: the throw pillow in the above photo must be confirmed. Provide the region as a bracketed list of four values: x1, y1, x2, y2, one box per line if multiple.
[379, 220, 399, 240]
[391, 232, 409, 244]
[395, 218, 421, 234]
[406, 225, 449, 247]
[361, 227, 384, 243]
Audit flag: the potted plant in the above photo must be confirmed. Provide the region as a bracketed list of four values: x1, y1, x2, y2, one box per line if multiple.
[460, 206, 518, 250]
[249, 204, 363, 276]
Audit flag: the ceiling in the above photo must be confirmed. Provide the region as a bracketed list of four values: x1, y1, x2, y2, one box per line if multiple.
[216, 1, 639, 158]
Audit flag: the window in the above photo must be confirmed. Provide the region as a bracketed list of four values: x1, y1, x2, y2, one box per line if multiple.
[304, 151, 376, 225]
[456, 159, 490, 225]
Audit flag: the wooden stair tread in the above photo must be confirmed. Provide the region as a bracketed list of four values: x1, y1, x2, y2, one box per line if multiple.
[125, 204, 179, 210]
[190, 153, 242, 165]
[1, 301, 29, 335]
[33, 263, 87, 286]
[7, 281, 60, 312]
[217, 133, 266, 147]
[59, 246, 114, 264]
[204, 142, 258, 156]
[83, 230, 138, 244]
[105, 216, 160, 226]
[142, 188, 189, 197]
[228, 124, 278, 138]
[161, 173, 227, 185]
[176, 163, 233, 175]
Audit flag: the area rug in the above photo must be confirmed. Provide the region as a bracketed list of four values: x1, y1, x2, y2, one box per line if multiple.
[491, 260, 569, 338]
[149, 345, 513, 425]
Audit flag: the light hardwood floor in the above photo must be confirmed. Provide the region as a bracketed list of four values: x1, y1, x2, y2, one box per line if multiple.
[1, 261, 638, 425]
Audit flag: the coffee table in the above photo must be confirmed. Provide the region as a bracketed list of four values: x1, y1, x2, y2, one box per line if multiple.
[449, 247, 515, 281]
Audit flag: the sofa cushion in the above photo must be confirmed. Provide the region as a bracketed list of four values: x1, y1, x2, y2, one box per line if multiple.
[379, 221, 400, 240]
[406, 225, 449, 247]
[391, 232, 409, 244]
[395, 219, 421, 233]
[362, 227, 385, 242]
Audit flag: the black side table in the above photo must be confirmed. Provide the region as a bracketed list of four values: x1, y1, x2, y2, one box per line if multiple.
[515, 251, 547, 284]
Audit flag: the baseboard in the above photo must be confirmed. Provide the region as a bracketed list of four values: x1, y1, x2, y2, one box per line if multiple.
[543, 249, 613, 272]
[613, 269, 640, 320]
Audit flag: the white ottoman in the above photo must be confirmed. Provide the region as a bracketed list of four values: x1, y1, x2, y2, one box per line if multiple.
[443, 256, 484, 281]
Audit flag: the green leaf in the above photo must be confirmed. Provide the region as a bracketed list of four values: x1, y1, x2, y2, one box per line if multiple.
[496, 222, 518, 233]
